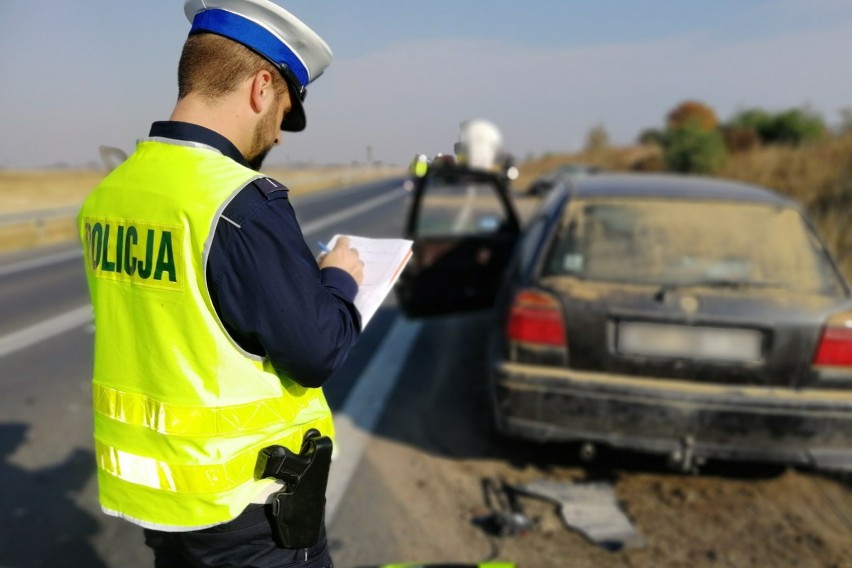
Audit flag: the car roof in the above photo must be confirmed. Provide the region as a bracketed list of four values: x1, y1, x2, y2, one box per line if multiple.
[565, 173, 795, 207]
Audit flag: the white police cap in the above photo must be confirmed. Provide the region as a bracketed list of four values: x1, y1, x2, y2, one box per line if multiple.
[184, 0, 333, 132]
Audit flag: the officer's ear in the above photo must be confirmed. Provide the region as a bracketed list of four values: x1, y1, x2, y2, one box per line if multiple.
[249, 70, 276, 115]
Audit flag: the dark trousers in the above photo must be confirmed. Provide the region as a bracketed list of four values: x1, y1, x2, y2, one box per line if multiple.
[143, 504, 333, 568]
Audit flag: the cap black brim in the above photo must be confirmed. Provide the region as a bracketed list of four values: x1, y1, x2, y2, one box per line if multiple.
[281, 76, 306, 132]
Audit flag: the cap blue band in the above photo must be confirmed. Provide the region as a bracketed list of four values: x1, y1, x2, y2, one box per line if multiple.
[190, 9, 310, 88]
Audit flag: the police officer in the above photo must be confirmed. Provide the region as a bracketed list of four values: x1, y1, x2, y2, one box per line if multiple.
[78, 1, 362, 566]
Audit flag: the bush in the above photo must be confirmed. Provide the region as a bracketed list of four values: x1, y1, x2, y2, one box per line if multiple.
[637, 128, 666, 147]
[664, 124, 727, 174]
[728, 108, 773, 134]
[763, 107, 825, 145]
[722, 125, 761, 153]
[631, 152, 666, 172]
[728, 106, 825, 146]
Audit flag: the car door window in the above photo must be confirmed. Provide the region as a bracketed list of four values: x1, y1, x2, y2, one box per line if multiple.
[416, 173, 509, 237]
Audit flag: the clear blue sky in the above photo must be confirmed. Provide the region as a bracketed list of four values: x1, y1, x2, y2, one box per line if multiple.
[1, 0, 851, 168]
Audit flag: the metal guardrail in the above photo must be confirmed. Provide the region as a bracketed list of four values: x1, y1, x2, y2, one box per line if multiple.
[0, 206, 80, 227]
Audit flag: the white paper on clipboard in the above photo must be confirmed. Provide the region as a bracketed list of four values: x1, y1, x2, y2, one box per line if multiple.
[324, 234, 413, 328]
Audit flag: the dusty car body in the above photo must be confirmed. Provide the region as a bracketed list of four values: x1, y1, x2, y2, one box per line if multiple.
[397, 170, 852, 472]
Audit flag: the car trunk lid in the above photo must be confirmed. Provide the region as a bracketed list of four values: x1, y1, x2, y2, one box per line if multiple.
[540, 277, 842, 388]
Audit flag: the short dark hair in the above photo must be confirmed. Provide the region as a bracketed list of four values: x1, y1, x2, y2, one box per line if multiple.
[177, 33, 288, 102]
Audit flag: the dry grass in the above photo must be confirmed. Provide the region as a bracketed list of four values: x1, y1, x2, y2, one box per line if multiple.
[0, 165, 402, 255]
[717, 135, 852, 281]
[717, 135, 852, 205]
[513, 145, 660, 190]
[0, 170, 105, 254]
[0, 170, 107, 213]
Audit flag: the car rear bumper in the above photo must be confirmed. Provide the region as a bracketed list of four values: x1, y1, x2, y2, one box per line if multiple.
[492, 362, 852, 472]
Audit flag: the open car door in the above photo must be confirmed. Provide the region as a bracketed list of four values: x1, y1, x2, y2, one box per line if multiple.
[395, 164, 521, 318]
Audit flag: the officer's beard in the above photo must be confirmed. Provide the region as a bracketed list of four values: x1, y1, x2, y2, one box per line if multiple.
[246, 103, 279, 171]
[248, 146, 271, 171]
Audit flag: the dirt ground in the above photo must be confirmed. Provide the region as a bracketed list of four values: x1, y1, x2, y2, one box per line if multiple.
[351, 314, 852, 568]
[361, 438, 852, 568]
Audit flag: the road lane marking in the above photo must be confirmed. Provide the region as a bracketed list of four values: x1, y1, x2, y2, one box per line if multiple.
[325, 316, 423, 525]
[0, 305, 92, 358]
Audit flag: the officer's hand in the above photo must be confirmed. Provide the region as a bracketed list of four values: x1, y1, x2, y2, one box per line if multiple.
[319, 236, 364, 285]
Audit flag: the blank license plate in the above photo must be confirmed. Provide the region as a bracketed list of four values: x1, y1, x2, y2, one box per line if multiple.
[618, 322, 762, 362]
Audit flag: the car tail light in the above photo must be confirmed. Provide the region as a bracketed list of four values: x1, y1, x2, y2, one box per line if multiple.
[813, 312, 852, 367]
[506, 289, 566, 346]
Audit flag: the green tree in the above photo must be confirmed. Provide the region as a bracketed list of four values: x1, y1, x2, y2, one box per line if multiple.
[664, 123, 727, 174]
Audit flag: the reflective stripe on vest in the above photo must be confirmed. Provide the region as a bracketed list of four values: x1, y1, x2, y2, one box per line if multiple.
[94, 383, 307, 437]
[95, 414, 335, 493]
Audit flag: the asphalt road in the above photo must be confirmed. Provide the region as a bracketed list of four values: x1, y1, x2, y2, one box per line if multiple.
[0, 177, 421, 568]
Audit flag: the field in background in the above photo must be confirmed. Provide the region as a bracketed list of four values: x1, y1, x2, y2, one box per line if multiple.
[0, 165, 403, 255]
[511, 144, 659, 190]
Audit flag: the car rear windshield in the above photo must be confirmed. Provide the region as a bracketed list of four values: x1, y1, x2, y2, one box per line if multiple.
[541, 197, 846, 295]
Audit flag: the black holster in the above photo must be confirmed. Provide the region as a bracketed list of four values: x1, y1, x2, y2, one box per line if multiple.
[254, 430, 333, 549]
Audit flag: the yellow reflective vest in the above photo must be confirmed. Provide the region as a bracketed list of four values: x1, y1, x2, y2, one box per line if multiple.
[78, 138, 334, 531]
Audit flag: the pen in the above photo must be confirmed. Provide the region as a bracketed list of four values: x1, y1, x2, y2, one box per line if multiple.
[317, 241, 332, 254]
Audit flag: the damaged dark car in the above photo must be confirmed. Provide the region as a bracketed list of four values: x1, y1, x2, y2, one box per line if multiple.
[398, 170, 852, 472]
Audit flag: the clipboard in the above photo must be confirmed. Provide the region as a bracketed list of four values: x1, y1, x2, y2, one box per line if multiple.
[324, 234, 413, 327]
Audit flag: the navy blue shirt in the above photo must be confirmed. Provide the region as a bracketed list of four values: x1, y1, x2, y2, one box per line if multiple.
[149, 121, 361, 389]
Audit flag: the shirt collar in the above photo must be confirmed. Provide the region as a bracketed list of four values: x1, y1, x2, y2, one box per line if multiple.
[148, 121, 250, 168]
